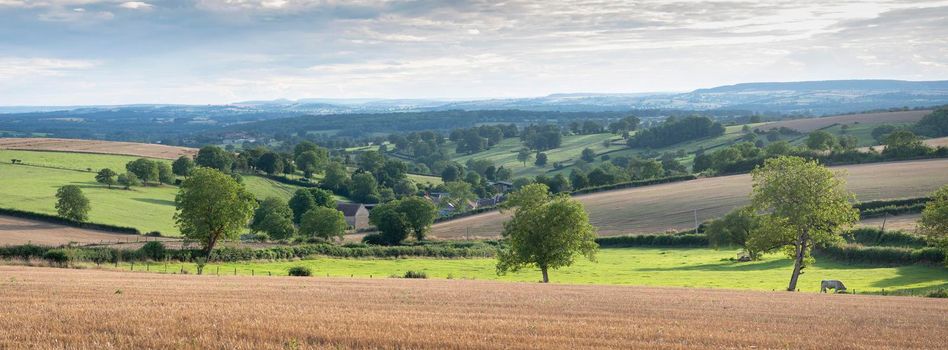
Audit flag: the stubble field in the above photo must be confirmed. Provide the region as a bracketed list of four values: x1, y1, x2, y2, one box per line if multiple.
[0, 137, 197, 160]
[431, 159, 948, 238]
[755, 110, 931, 132]
[0, 266, 945, 349]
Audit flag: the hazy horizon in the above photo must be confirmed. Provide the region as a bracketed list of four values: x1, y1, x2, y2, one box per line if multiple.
[2, 1, 947, 105]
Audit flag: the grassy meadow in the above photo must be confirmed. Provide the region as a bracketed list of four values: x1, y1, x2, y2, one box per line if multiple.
[0, 149, 315, 236]
[99, 247, 948, 294]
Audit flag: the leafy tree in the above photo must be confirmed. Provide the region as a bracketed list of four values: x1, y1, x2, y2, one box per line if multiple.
[765, 141, 793, 157]
[126, 158, 159, 185]
[322, 162, 350, 192]
[257, 152, 284, 175]
[368, 201, 411, 245]
[534, 152, 548, 167]
[157, 162, 175, 185]
[288, 189, 317, 223]
[172, 156, 195, 177]
[350, 172, 379, 203]
[882, 130, 930, 158]
[174, 167, 257, 258]
[250, 197, 296, 240]
[299, 207, 348, 241]
[748, 156, 858, 291]
[915, 108, 948, 137]
[293, 141, 319, 158]
[496, 183, 598, 283]
[494, 166, 512, 181]
[440, 163, 463, 182]
[705, 206, 761, 260]
[296, 150, 328, 178]
[393, 179, 418, 196]
[516, 148, 532, 166]
[397, 196, 438, 241]
[805, 131, 836, 151]
[581, 148, 596, 162]
[627, 116, 724, 148]
[871, 124, 899, 142]
[195, 145, 234, 172]
[378, 159, 408, 187]
[919, 185, 948, 245]
[95, 168, 117, 189]
[117, 172, 140, 189]
[55, 185, 90, 222]
[309, 188, 336, 209]
[464, 171, 482, 186]
[358, 150, 385, 173]
[569, 169, 589, 190]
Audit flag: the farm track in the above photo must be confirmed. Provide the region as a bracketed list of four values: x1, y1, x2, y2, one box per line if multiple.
[0, 137, 197, 160]
[0, 266, 945, 349]
[431, 159, 948, 238]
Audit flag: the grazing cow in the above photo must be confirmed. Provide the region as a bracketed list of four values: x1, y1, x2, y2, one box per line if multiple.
[821, 280, 847, 293]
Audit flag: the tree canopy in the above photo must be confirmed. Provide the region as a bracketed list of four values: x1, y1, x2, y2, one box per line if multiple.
[55, 185, 90, 222]
[299, 207, 347, 241]
[496, 183, 598, 283]
[250, 197, 296, 241]
[174, 167, 257, 258]
[748, 156, 857, 291]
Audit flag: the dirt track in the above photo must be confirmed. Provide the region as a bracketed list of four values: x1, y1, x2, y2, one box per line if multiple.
[431, 159, 948, 239]
[0, 138, 197, 160]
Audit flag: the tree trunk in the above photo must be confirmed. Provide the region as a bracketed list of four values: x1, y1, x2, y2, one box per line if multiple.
[540, 266, 549, 283]
[787, 234, 808, 291]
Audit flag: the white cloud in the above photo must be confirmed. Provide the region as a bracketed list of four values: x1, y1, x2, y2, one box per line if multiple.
[118, 1, 151, 10]
[0, 57, 98, 79]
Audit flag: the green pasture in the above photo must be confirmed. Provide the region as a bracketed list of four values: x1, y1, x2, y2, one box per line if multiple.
[0, 150, 321, 235]
[449, 133, 618, 178]
[103, 247, 948, 294]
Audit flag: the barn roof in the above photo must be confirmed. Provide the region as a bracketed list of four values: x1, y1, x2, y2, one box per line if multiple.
[336, 203, 366, 217]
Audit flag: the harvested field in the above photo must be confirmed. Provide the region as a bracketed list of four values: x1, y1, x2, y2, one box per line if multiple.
[0, 266, 945, 349]
[858, 214, 921, 232]
[431, 159, 948, 238]
[0, 137, 196, 160]
[756, 110, 930, 132]
[0, 216, 161, 246]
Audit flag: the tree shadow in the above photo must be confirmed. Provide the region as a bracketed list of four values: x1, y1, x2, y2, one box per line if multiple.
[132, 198, 176, 206]
[638, 259, 790, 272]
[869, 266, 948, 289]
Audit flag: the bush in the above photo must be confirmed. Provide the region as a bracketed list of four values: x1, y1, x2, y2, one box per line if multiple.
[139, 241, 167, 261]
[43, 249, 71, 266]
[402, 271, 428, 279]
[596, 233, 708, 248]
[288, 266, 312, 276]
[926, 289, 948, 298]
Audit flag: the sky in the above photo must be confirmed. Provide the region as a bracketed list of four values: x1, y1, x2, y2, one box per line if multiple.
[1, 0, 947, 105]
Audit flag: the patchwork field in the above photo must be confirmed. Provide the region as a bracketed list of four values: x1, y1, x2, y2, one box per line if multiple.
[0, 266, 945, 349]
[756, 110, 931, 132]
[91, 247, 948, 294]
[431, 159, 948, 238]
[0, 216, 169, 246]
[0, 137, 196, 160]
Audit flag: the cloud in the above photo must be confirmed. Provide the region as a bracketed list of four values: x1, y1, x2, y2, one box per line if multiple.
[0, 57, 98, 78]
[118, 1, 151, 10]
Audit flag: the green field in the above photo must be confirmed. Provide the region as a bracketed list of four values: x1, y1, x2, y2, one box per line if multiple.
[449, 133, 618, 178]
[101, 248, 948, 294]
[0, 150, 315, 235]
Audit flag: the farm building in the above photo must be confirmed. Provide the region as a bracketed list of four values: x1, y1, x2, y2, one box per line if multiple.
[336, 203, 370, 230]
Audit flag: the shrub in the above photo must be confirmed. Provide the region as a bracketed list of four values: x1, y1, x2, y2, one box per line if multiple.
[403, 271, 428, 279]
[288, 266, 312, 277]
[43, 249, 71, 266]
[926, 289, 948, 298]
[139, 241, 167, 261]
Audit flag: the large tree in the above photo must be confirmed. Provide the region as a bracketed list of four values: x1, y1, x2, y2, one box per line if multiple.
[288, 189, 316, 224]
[55, 185, 90, 222]
[172, 156, 195, 177]
[174, 167, 257, 258]
[496, 183, 598, 283]
[368, 201, 411, 245]
[126, 158, 159, 185]
[397, 196, 438, 241]
[748, 156, 858, 291]
[95, 168, 117, 189]
[705, 206, 761, 260]
[157, 162, 175, 185]
[296, 149, 328, 178]
[299, 207, 348, 241]
[195, 146, 234, 172]
[350, 172, 379, 203]
[250, 197, 296, 241]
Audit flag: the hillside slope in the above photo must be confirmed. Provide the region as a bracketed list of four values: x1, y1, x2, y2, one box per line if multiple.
[430, 159, 948, 239]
